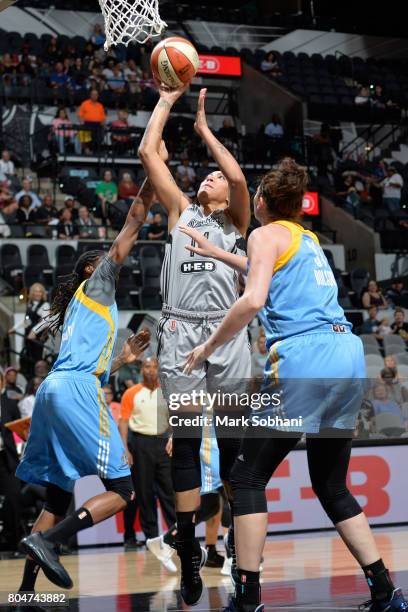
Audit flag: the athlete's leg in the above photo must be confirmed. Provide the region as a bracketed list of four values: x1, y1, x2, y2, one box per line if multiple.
[307, 435, 399, 605]
[19, 484, 72, 592]
[230, 429, 301, 610]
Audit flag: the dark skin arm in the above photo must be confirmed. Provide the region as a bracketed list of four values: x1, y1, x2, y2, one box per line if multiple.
[109, 143, 167, 265]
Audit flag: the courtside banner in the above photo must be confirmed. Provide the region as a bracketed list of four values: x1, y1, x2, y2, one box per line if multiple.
[75, 444, 408, 545]
[197, 55, 242, 77]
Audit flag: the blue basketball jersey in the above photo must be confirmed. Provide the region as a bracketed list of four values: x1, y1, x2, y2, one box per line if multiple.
[51, 280, 118, 386]
[258, 220, 350, 348]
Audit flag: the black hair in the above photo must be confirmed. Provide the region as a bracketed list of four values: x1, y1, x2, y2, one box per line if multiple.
[48, 250, 105, 335]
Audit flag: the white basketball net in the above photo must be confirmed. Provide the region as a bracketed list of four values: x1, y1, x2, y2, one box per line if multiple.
[97, 0, 167, 50]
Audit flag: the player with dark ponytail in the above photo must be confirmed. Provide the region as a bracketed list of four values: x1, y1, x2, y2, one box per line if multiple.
[15, 147, 168, 593]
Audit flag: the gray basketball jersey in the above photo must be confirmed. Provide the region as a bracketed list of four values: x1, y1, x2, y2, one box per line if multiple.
[161, 204, 245, 311]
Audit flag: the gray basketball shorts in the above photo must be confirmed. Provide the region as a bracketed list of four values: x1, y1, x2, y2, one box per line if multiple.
[157, 306, 251, 405]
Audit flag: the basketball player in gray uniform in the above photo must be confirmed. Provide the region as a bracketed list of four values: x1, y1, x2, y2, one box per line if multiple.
[139, 84, 250, 605]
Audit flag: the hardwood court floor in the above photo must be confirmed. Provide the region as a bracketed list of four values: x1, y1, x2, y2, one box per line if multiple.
[0, 527, 407, 611]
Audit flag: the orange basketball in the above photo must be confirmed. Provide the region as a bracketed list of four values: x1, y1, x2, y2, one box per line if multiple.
[150, 36, 199, 89]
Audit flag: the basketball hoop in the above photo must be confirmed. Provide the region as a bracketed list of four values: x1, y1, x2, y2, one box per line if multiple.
[97, 0, 167, 51]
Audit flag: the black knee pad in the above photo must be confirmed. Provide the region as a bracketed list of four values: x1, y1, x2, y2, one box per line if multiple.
[101, 475, 135, 503]
[171, 437, 201, 492]
[230, 458, 269, 516]
[312, 483, 362, 524]
[44, 483, 73, 517]
[196, 492, 220, 524]
[217, 437, 241, 482]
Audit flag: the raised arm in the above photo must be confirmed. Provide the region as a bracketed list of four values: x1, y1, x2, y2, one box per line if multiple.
[109, 177, 156, 265]
[138, 85, 190, 231]
[184, 227, 277, 374]
[179, 225, 248, 274]
[194, 88, 250, 235]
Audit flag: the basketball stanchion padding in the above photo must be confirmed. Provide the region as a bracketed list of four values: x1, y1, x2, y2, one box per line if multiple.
[97, 0, 167, 50]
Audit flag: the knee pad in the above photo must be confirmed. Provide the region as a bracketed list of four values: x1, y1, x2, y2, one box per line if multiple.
[217, 437, 241, 482]
[233, 488, 267, 516]
[196, 492, 220, 524]
[230, 459, 269, 516]
[44, 484, 73, 517]
[101, 475, 135, 503]
[171, 437, 201, 492]
[312, 483, 362, 524]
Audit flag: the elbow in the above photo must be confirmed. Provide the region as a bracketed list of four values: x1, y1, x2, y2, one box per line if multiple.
[246, 294, 265, 313]
[138, 144, 154, 161]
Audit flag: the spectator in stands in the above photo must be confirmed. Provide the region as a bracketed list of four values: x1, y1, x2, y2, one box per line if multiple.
[354, 86, 370, 105]
[0, 371, 22, 552]
[63, 196, 79, 221]
[90, 23, 106, 48]
[147, 213, 166, 241]
[124, 59, 142, 81]
[119, 357, 175, 542]
[33, 194, 58, 226]
[371, 383, 407, 433]
[264, 114, 284, 139]
[111, 109, 132, 154]
[179, 175, 195, 200]
[355, 399, 376, 438]
[370, 84, 387, 110]
[50, 62, 72, 105]
[0, 209, 10, 238]
[45, 36, 62, 64]
[96, 170, 118, 220]
[15, 178, 41, 209]
[57, 208, 79, 240]
[127, 74, 142, 111]
[51, 108, 81, 155]
[381, 166, 403, 213]
[103, 384, 121, 423]
[0, 150, 15, 176]
[106, 63, 126, 100]
[380, 367, 407, 404]
[18, 377, 43, 419]
[1, 198, 18, 228]
[361, 280, 388, 310]
[386, 281, 408, 307]
[336, 174, 360, 215]
[218, 117, 239, 143]
[9, 282, 49, 376]
[118, 172, 139, 201]
[360, 305, 384, 339]
[251, 331, 267, 378]
[3, 367, 23, 404]
[16, 195, 36, 225]
[34, 360, 50, 379]
[77, 89, 106, 154]
[260, 52, 281, 77]
[176, 158, 196, 184]
[77, 205, 98, 239]
[390, 308, 408, 343]
[117, 359, 142, 395]
[312, 123, 334, 176]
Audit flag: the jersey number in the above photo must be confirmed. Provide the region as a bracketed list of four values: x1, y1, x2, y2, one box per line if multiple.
[190, 232, 209, 257]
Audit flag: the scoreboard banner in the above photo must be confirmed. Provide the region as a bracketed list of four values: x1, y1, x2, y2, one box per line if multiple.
[197, 55, 242, 77]
[75, 444, 408, 546]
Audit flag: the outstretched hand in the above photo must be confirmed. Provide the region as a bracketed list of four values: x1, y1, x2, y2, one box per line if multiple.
[122, 329, 151, 363]
[158, 82, 189, 106]
[194, 88, 209, 135]
[179, 225, 217, 258]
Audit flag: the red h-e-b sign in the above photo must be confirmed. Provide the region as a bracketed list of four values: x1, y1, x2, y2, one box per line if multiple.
[197, 55, 242, 77]
[302, 191, 319, 215]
